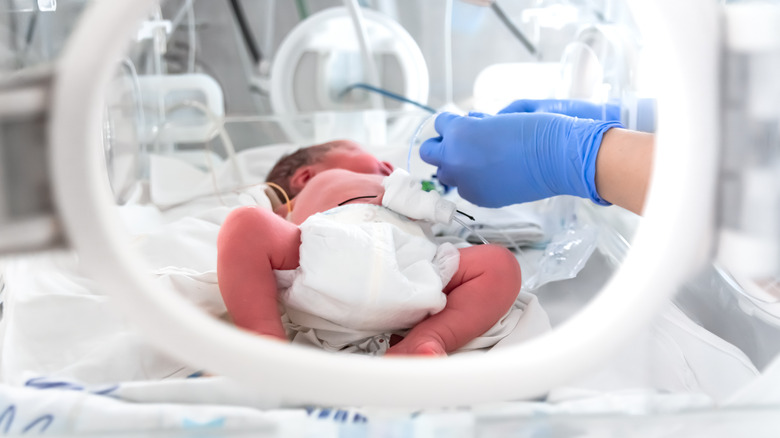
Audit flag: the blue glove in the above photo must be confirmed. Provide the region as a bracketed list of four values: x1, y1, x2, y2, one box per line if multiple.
[419, 112, 623, 208]
[498, 99, 621, 122]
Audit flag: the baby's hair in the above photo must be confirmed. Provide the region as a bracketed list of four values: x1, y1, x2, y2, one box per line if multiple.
[266, 141, 342, 199]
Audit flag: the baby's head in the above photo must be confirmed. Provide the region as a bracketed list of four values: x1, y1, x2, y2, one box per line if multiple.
[287, 169, 386, 225]
[266, 140, 393, 200]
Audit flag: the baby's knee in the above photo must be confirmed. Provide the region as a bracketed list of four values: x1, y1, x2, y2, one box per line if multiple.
[480, 245, 523, 303]
[484, 245, 521, 277]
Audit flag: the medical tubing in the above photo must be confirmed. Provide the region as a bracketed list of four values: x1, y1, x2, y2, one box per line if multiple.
[344, 0, 383, 109]
[262, 0, 276, 67]
[157, 100, 246, 205]
[338, 195, 378, 206]
[454, 210, 527, 254]
[159, 105, 228, 207]
[150, 6, 167, 154]
[121, 59, 147, 145]
[453, 209, 527, 253]
[265, 181, 292, 215]
[444, 0, 454, 105]
[17, 11, 38, 64]
[455, 210, 475, 221]
[24, 11, 38, 54]
[294, 0, 309, 20]
[476, 223, 526, 254]
[714, 262, 780, 305]
[121, 58, 148, 179]
[453, 216, 489, 245]
[490, 2, 538, 57]
[204, 135, 228, 206]
[340, 83, 436, 113]
[185, 100, 245, 185]
[186, 0, 196, 73]
[228, 0, 263, 64]
[152, 109, 227, 207]
[407, 111, 441, 172]
[169, 0, 195, 33]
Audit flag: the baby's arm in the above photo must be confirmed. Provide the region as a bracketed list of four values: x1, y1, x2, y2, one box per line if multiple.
[217, 206, 301, 340]
[387, 244, 522, 355]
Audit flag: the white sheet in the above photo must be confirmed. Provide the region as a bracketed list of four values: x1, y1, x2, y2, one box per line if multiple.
[0, 375, 725, 436]
[1, 196, 551, 384]
[0, 379, 308, 435]
[0, 144, 764, 432]
[1, 252, 200, 385]
[549, 303, 760, 401]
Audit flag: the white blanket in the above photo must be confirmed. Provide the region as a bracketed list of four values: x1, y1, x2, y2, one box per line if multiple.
[0, 197, 550, 385]
[0, 375, 721, 436]
[0, 146, 764, 434]
[0, 199, 759, 400]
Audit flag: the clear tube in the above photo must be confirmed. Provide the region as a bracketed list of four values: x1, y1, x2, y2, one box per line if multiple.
[121, 58, 148, 180]
[186, 0, 196, 73]
[149, 100, 245, 207]
[169, 0, 195, 32]
[443, 0, 454, 105]
[150, 6, 167, 154]
[474, 222, 527, 254]
[453, 216, 489, 245]
[407, 111, 440, 173]
[344, 0, 383, 109]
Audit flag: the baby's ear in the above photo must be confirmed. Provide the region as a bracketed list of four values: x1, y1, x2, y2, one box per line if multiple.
[289, 166, 315, 193]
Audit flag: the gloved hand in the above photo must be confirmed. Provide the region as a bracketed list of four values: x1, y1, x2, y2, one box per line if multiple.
[498, 98, 621, 122]
[419, 111, 623, 208]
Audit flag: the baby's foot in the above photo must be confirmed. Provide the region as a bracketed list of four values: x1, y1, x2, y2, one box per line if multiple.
[386, 337, 447, 356]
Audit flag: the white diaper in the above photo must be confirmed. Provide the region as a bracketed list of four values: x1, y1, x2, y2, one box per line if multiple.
[276, 204, 460, 352]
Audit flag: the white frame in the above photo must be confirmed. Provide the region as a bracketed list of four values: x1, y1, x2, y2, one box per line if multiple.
[49, 0, 720, 407]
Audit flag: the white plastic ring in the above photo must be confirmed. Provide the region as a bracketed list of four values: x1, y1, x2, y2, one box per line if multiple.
[50, 0, 720, 407]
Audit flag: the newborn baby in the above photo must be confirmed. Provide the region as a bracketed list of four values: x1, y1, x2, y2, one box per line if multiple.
[218, 167, 522, 356]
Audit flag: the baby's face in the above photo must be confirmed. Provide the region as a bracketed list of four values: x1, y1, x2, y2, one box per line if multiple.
[313, 140, 394, 177]
[288, 169, 385, 225]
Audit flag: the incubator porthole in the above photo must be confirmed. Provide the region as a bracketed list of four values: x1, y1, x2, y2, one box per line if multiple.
[24, 0, 775, 415]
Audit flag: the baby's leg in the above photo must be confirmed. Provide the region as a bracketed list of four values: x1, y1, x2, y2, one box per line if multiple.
[387, 245, 522, 356]
[217, 206, 301, 340]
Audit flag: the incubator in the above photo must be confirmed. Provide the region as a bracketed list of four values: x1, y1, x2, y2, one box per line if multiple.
[1, 0, 780, 435]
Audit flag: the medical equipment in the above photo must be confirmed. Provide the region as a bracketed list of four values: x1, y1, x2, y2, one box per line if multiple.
[382, 168, 457, 224]
[1, 0, 780, 434]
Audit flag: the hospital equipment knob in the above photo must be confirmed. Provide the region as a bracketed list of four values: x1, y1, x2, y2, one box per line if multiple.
[419, 111, 622, 208]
